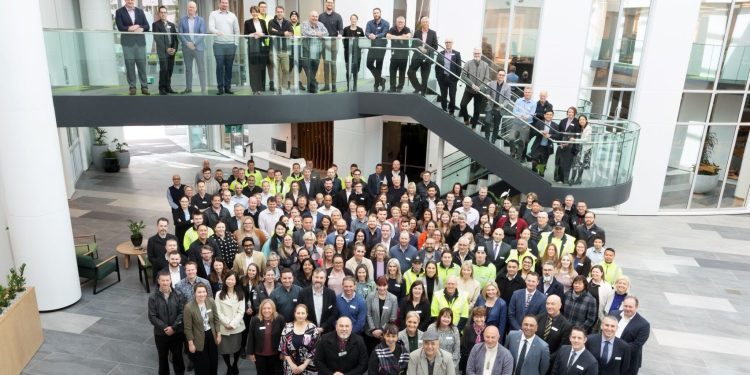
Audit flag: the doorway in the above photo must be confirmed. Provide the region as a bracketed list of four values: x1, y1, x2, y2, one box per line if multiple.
[295, 121, 333, 170]
[381, 121, 428, 182]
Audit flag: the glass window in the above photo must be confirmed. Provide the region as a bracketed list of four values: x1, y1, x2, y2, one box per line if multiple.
[610, 3, 650, 88]
[414, 0, 432, 29]
[678, 93, 712, 122]
[691, 125, 736, 208]
[720, 125, 749, 207]
[660, 124, 705, 209]
[581, 0, 621, 88]
[509, 2, 542, 83]
[717, 0, 750, 89]
[482, 0, 512, 69]
[684, 1, 731, 89]
[742, 94, 750, 122]
[607, 90, 633, 119]
[710, 93, 743, 122]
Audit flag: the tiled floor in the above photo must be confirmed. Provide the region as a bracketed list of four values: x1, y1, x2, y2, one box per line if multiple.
[23, 138, 750, 374]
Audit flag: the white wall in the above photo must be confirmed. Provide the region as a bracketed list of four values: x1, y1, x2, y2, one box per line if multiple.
[0, 193, 14, 282]
[618, 0, 702, 215]
[246, 123, 292, 169]
[430, 0, 484, 59]
[333, 117, 384, 172]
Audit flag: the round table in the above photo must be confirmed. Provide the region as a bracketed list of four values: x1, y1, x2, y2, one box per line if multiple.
[115, 240, 147, 269]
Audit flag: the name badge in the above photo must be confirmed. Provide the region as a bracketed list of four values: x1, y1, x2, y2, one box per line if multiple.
[259, 326, 266, 330]
[615, 357, 622, 361]
[383, 306, 389, 310]
[328, 305, 333, 309]
[415, 310, 421, 314]
[206, 309, 212, 313]
[576, 365, 584, 370]
[405, 257, 411, 261]
[350, 305, 357, 309]
[338, 351, 347, 357]
[253, 295, 257, 299]
[551, 326, 559, 331]
[446, 336, 453, 340]
[292, 299, 298, 302]
[394, 284, 400, 288]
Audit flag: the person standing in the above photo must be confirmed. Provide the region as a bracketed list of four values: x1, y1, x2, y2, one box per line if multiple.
[435, 39, 461, 115]
[586, 315, 631, 375]
[247, 299, 286, 375]
[483, 69, 512, 143]
[315, 317, 369, 375]
[184, 283, 221, 375]
[459, 48, 490, 128]
[115, 0, 150, 96]
[505, 315, 550, 375]
[616, 296, 650, 375]
[209, 0, 240, 95]
[342, 14, 364, 92]
[215, 271, 245, 374]
[301, 11, 329, 93]
[268, 5, 294, 93]
[244, 6, 269, 95]
[510, 86, 536, 161]
[148, 271, 187, 375]
[407, 330, 456, 375]
[179, 1, 207, 94]
[365, 8, 390, 92]
[550, 327, 598, 375]
[368, 323, 410, 375]
[386, 16, 411, 93]
[280, 304, 320, 375]
[153, 6, 179, 95]
[318, 0, 343, 92]
[554, 107, 581, 184]
[408, 16, 438, 96]
[465, 326, 514, 375]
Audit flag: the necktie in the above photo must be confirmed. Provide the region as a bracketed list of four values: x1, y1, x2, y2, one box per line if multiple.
[567, 351, 577, 369]
[603, 341, 610, 364]
[543, 317, 552, 341]
[494, 243, 499, 259]
[515, 339, 528, 375]
[525, 292, 532, 309]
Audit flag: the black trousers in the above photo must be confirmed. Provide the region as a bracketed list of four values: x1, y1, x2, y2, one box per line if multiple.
[367, 50, 386, 82]
[192, 329, 218, 375]
[437, 74, 457, 113]
[254, 354, 282, 375]
[303, 55, 321, 92]
[408, 57, 432, 92]
[157, 54, 176, 91]
[459, 90, 485, 125]
[155, 332, 185, 375]
[389, 56, 408, 90]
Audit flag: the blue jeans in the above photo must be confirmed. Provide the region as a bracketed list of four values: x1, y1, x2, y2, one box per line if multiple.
[213, 43, 236, 91]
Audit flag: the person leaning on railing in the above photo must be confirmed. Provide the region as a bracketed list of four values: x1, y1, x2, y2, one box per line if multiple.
[178, 1, 207, 94]
[267, 5, 294, 93]
[209, 0, 240, 95]
[301, 11, 329, 93]
[115, 0, 150, 96]
[481, 68, 511, 144]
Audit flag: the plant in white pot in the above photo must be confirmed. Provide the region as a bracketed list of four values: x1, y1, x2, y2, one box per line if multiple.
[91, 127, 108, 171]
[694, 131, 722, 194]
[112, 138, 130, 168]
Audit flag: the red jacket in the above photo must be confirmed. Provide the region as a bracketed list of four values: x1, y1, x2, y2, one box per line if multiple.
[494, 217, 529, 240]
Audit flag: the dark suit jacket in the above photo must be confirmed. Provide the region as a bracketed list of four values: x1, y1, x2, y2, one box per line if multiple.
[555, 118, 581, 139]
[366, 173, 385, 197]
[435, 50, 462, 82]
[535, 313, 572, 359]
[509, 289, 547, 330]
[195, 259, 215, 280]
[412, 29, 438, 56]
[298, 286, 339, 333]
[334, 189, 353, 211]
[551, 346, 598, 375]
[315, 331, 368, 375]
[586, 334, 631, 375]
[538, 277, 566, 303]
[115, 6, 150, 46]
[152, 20, 179, 57]
[616, 312, 649, 374]
[244, 18, 269, 50]
[299, 179, 320, 198]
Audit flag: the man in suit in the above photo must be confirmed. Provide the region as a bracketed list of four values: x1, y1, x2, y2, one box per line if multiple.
[586, 316, 631, 375]
[616, 296, 649, 375]
[506, 315, 550, 375]
[298, 268, 338, 334]
[148, 218, 179, 281]
[466, 326, 514, 375]
[488, 228, 511, 275]
[435, 39, 462, 115]
[179, 1, 207, 93]
[553, 107, 580, 183]
[367, 163, 385, 198]
[536, 295, 572, 367]
[299, 167, 320, 198]
[509, 272, 547, 331]
[551, 327, 598, 375]
[195, 245, 215, 280]
[115, 0, 150, 95]
[153, 6, 179, 95]
[232, 237, 265, 275]
[408, 16, 438, 96]
[528, 110, 559, 176]
[315, 317, 368, 375]
[483, 68, 513, 143]
[538, 262, 565, 302]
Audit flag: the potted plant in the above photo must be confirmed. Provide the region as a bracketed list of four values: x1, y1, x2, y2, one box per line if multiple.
[694, 131, 722, 194]
[91, 127, 109, 171]
[128, 220, 146, 247]
[102, 148, 120, 173]
[112, 138, 130, 168]
[0, 264, 43, 375]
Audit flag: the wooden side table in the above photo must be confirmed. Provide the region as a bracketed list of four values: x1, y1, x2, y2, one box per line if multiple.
[115, 240, 147, 269]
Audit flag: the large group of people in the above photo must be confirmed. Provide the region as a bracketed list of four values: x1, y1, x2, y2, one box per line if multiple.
[147, 157, 649, 375]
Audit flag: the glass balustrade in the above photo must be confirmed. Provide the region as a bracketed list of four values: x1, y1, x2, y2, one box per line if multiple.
[43, 28, 639, 190]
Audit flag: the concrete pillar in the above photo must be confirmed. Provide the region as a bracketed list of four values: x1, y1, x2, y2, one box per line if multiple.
[79, 0, 120, 85]
[0, 0, 81, 310]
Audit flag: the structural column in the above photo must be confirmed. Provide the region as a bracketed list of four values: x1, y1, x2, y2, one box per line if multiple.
[79, 0, 119, 86]
[0, 0, 81, 310]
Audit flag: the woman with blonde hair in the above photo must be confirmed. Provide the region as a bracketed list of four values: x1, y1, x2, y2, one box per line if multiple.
[247, 296, 285, 375]
[385, 258, 405, 300]
[604, 274, 630, 314]
[456, 261, 480, 307]
[555, 253, 579, 293]
[234, 216, 266, 248]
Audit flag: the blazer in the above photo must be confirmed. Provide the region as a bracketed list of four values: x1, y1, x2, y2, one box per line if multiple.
[299, 179, 321, 198]
[435, 50, 462, 82]
[315, 331, 369, 375]
[298, 286, 339, 333]
[465, 343, 515, 375]
[243, 18, 269, 48]
[585, 334, 631, 375]
[246, 315, 285, 355]
[505, 331, 550, 375]
[365, 292, 399, 336]
[178, 15, 207, 50]
[184, 298, 221, 352]
[551, 346, 598, 375]
[398, 329, 424, 351]
[538, 277, 566, 304]
[555, 118, 581, 139]
[366, 173, 385, 197]
[593, 283, 614, 322]
[407, 348, 456, 375]
[152, 20, 179, 57]
[508, 289, 547, 330]
[231, 251, 266, 275]
[195, 258, 215, 281]
[534, 313, 572, 358]
[484, 80, 513, 109]
[115, 6, 150, 47]
[616, 312, 649, 374]
[412, 29, 438, 55]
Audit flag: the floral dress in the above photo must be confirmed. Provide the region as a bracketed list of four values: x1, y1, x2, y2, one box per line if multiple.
[279, 322, 320, 375]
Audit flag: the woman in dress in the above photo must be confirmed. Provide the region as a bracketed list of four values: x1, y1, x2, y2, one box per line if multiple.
[385, 258, 405, 301]
[279, 304, 320, 375]
[342, 13, 364, 91]
[215, 271, 245, 374]
[213, 222, 239, 269]
[184, 283, 221, 375]
[424, 308, 461, 371]
[398, 280, 430, 332]
[247, 299, 285, 375]
[367, 323, 410, 375]
[239, 263, 261, 353]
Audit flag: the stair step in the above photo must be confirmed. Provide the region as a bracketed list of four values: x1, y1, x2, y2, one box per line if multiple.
[466, 184, 478, 195]
[488, 174, 502, 184]
[477, 179, 489, 188]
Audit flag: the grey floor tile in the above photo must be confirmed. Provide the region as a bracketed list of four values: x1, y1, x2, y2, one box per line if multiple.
[92, 338, 159, 368]
[81, 318, 153, 343]
[39, 330, 109, 355]
[24, 352, 117, 375]
[108, 363, 159, 375]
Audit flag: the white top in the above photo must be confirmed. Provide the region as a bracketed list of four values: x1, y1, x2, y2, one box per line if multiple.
[258, 208, 284, 236]
[208, 9, 240, 44]
[484, 344, 498, 375]
[616, 313, 632, 337]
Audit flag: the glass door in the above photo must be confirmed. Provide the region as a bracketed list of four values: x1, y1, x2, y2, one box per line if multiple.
[189, 125, 211, 151]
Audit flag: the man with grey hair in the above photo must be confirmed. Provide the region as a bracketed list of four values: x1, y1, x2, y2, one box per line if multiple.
[315, 316, 368, 374]
[390, 231, 419, 272]
[408, 16, 438, 95]
[459, 48, 491, 128]
[407, 329, 455, 375]
[386, 16, 412, 92]
[301, 10, 329, 93]
[616, 296, 649, 375]
[436, 38, 461, 115]
[511, 86, 536, 161]
[179, 1, 206, 94]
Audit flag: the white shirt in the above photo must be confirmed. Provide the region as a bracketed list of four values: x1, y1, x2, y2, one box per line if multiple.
[258, 208, 284, 236]
[312, 287, 324, 326]
[483, 344, 498, 375]
[516, 336, 532, 362]
[318, 206, 338, 217]
[169, 267, 181, 287]
[462, 207, 480, 229]
[127, 7, 136, 23]
[230, 195, 249, 209]
[616, 313, 632, 337]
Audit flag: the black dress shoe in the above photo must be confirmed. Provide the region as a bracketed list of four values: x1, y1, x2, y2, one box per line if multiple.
[216, 90, 224, 95]
[141, 88, 150, 95]
[159, 90, 168, 95]
[224, 89, 235, 95]
[167, 89, 178, 94]
[331, 85, 337, 92]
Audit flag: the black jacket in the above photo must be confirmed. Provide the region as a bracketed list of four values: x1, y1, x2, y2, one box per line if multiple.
[435, 50, 462, 82]
[148, 288, 186, 335]
[246, 315, 286, 355]
[298, 286, 339, 333]
[551, 346, 598, 375]
[538, 276, 566, 303]
[152, 20, 179, 57]
[585, 334, 631, 375]
[315, 331, 369, 375]
[536, 313, 572, 362]
[147, 233, 178, 274]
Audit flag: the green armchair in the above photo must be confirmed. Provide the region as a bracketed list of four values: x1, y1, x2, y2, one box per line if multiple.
[137, 254, 153, 293]
[76, 254, 120, 294]
[74, 234, 99, 258]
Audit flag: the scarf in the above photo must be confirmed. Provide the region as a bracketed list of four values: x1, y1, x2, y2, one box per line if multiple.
[474, 324, 486, 344]
[376, 340, 410, 375]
